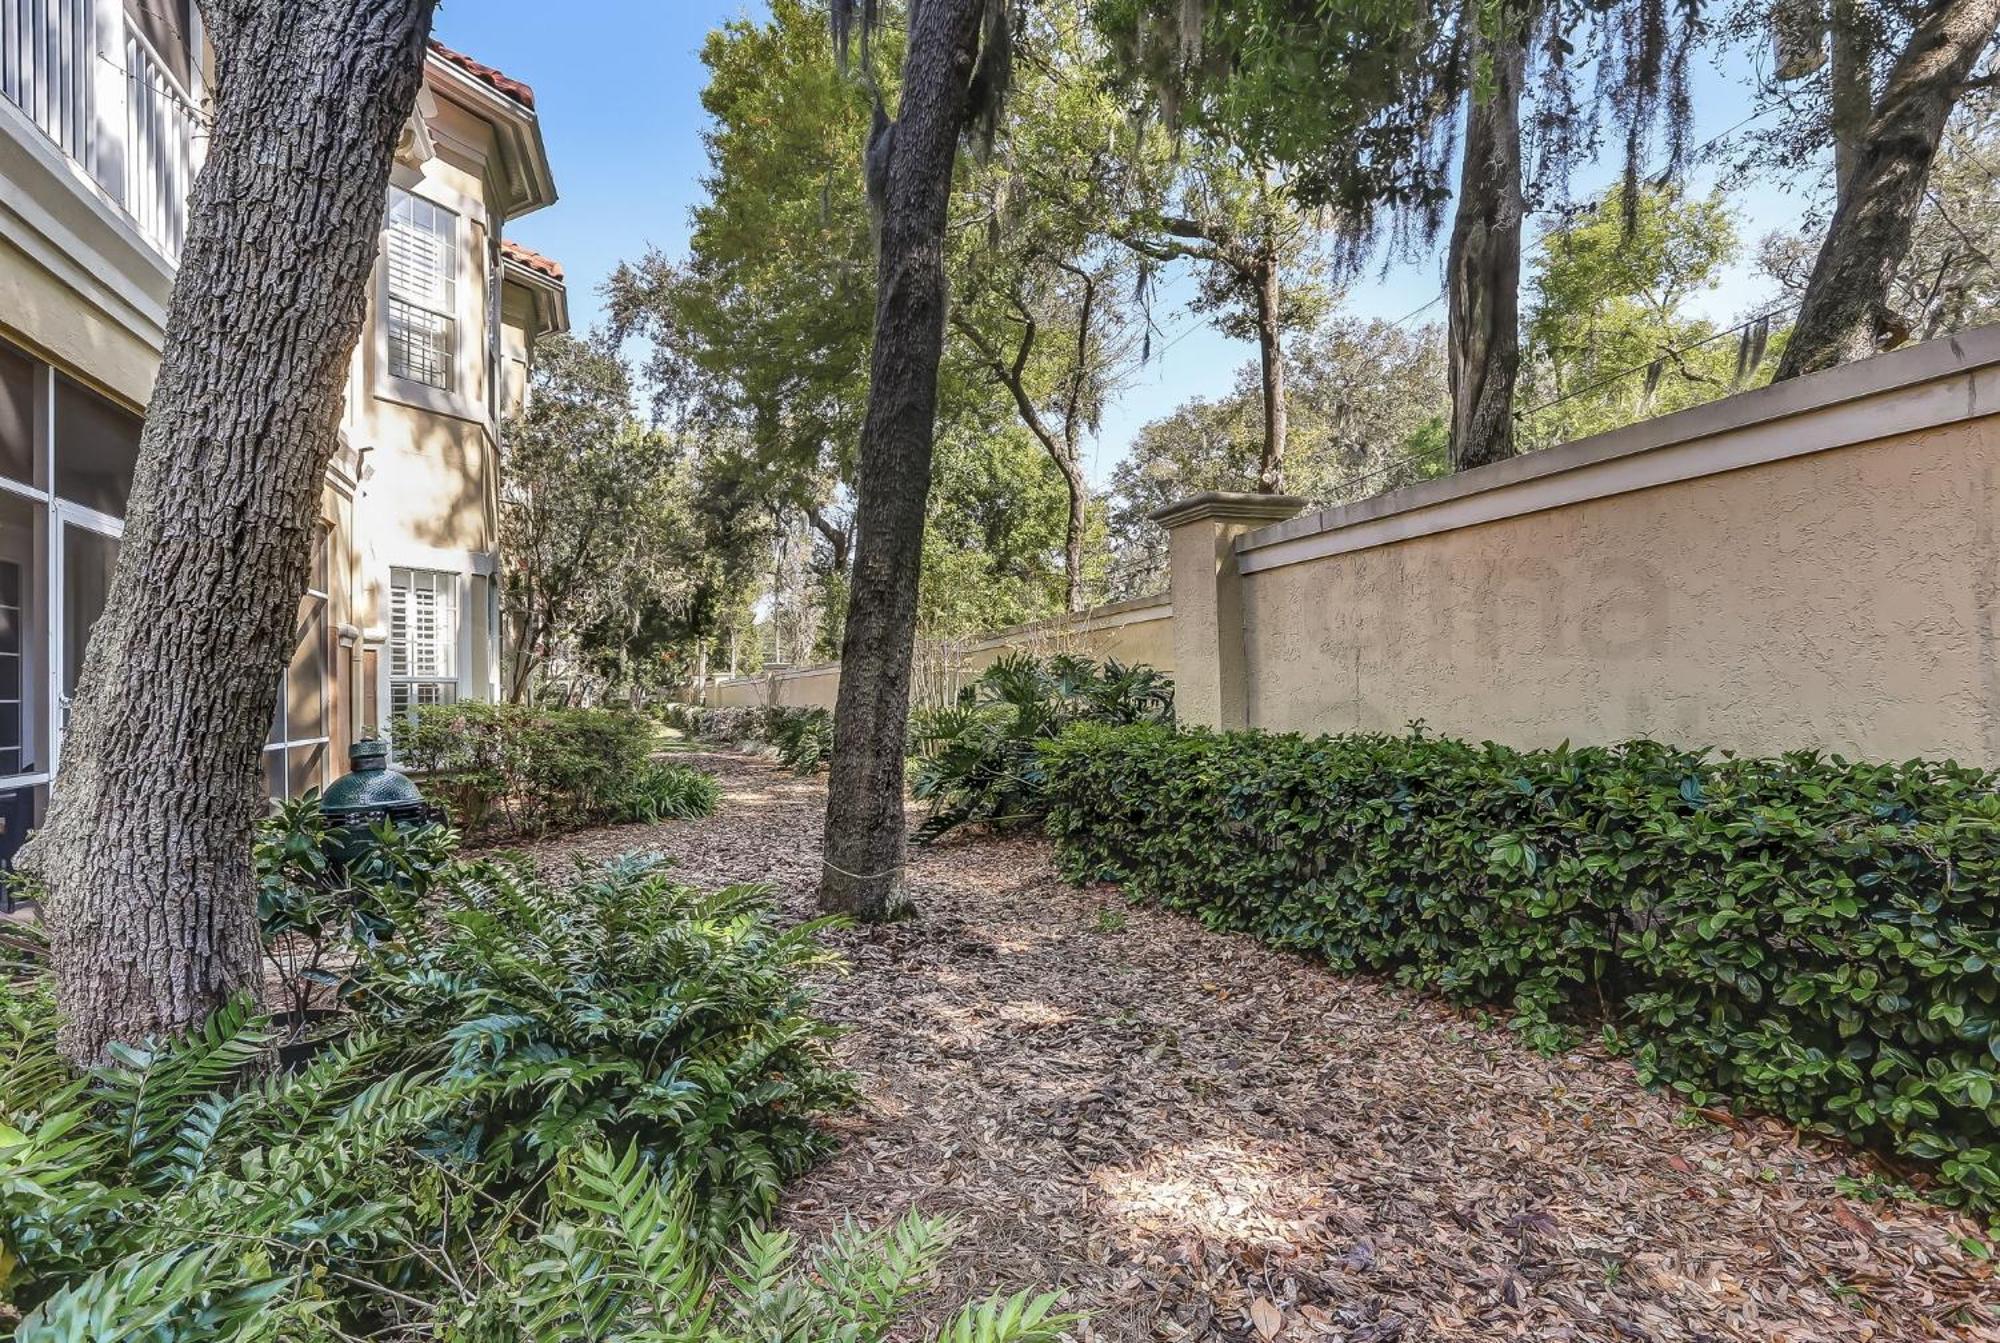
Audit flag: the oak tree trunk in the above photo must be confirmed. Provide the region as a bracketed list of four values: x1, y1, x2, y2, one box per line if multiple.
[820, 0, 987, 921]
[23, 0, 436, 1064]
[1829, 0, 1874, 206]
[1446, 24, 1526, 471]
[1777, 0, 2000, 379]
[1060, 458, 1088, 612]
[1253, 256, 1287, 491]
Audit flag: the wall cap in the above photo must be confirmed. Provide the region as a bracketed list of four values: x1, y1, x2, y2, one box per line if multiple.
[1149, 491, 1309, 528]
[953, 590, 1172, 652]
[1240, 324, 2000, 562]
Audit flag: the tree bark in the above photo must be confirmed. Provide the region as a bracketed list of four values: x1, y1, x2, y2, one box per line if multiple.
[1829, 0, 1874, 206]
[1777, 0, 2000, 380]
[1059, 459, 1088, 612]
[807, 504, 853, 577]
[1446, 23, 1526, 471]
[820, 0, 987, 920]
[22, 0, 436, 1064]
[1253, 255, 1287, 491]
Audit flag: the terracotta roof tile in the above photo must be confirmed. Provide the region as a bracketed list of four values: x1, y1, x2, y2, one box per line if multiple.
[428, 40, 535, 110]
[501, 239, 564, 282]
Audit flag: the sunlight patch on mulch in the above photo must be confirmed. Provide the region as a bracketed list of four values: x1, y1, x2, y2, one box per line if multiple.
[523, 751, 2000, 1342]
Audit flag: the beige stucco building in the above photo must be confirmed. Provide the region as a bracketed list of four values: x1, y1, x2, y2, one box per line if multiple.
[0, 6, 566, 865]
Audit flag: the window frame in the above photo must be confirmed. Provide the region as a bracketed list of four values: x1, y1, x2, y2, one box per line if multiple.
[383, 185, 461, 394]
[389, 565, 461, 722]
[263, 523, 333, 799]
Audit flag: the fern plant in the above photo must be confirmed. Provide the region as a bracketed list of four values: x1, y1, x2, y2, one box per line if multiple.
[0, 987, 466, 1340]
[454, 1143, 1077, 1343]
[910, 654, 1173, 842]
[0, 880, 1069, 1343]
[355, 853, 854, 1242]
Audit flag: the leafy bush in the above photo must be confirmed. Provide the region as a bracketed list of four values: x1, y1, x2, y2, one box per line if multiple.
[1042, 723, 2000, 1216]
[353, 853, 854, 1243]
[760, 706, 834, 775]
[910, 654, 1173, 842]
[255, 796, 457, 1026]
[392, 703, 671, 837]
[666, 703, 760, 746]
[657, 700, 701, 731]
[609, 759, 724, 823]
[665, 702, 834, 774]
[0, 838, 1015, 1341]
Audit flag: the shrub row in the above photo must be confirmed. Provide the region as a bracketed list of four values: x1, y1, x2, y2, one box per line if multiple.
[1042, 723, 2000, 1215]
[393, 702, 714, 836]
[660, 702, 833, 774]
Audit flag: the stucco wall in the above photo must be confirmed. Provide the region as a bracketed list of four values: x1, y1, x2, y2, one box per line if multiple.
[359, 412, 498, 560]
[704, 596, 1177, 711]
[1229, 328, 2000, 765]
[954, 596, 1176, 677]
[0, 237, 160, 410]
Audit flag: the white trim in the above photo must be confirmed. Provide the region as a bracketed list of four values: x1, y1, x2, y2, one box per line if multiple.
[386, 161, 487, 227]
[385, 544, 495, 578]
[372, 376, 495, 428]
[422, 54, 556, 218]
[50, 499, 123, 774]
[501, 253, 568, 337]
[1236, 326, 2000, 577]
[0, 93, 173, 352]
[373, 174, 492, 427]
[53, 497, 122, 537]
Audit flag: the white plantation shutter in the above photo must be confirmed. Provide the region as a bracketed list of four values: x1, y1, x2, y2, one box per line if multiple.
[390, 568, 459, 718]
[385, 188, 457, 388]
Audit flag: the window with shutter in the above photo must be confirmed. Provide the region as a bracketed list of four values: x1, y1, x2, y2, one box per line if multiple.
[385, 188, 458, 390]
[390, 566, 459, 721]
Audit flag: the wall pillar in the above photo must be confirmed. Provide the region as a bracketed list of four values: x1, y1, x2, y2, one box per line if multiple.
[1151, 491, 1306, 730]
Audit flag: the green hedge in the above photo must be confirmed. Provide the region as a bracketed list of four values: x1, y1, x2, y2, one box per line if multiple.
[392, 703, 704, 837]
[1042, 723, 2000, 1215]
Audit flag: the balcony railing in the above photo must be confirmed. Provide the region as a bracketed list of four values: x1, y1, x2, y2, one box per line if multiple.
[1, 0, 98, 170]
[2, 3, 198, 265]
[124, 28, 194, 262]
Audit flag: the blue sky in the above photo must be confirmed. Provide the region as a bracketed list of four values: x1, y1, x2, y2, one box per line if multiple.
[437, 4, 1818, 489]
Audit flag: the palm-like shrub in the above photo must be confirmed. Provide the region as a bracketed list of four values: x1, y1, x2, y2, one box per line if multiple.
[909, 654, 1172, 842]
[611, 761, 724, 823]
[355, 854, 854, 1242]
[761, 707, 834, 775]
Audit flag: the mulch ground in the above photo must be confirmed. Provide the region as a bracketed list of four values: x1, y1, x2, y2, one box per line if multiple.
[523, 750, 2000, 1343]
